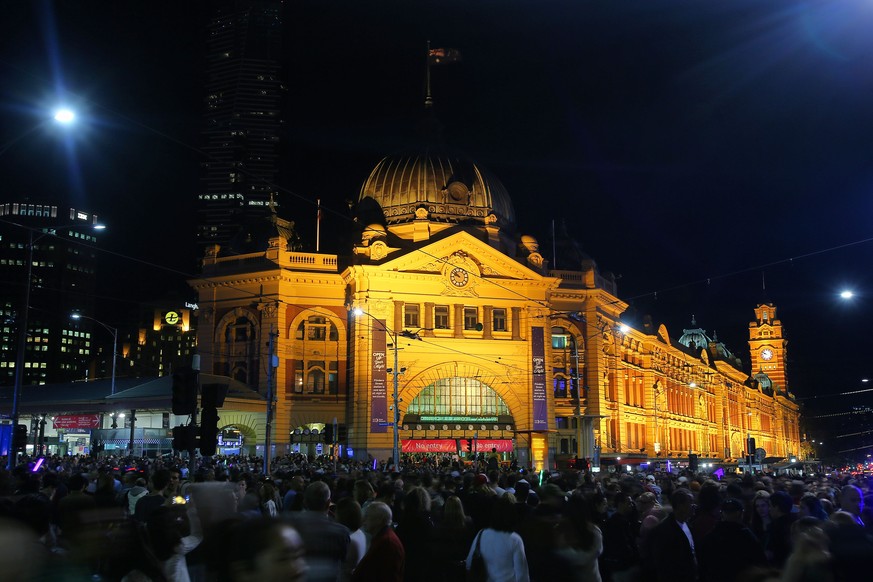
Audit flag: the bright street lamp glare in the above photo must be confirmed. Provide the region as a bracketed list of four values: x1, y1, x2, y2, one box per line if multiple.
[352, 307, 364, 317]
[619, 324, 630, 333]
[840, 290, 854, 299]
[54, 109, 75, 124]
[93, 224, 106, 230]
[71, 313, 82, 320]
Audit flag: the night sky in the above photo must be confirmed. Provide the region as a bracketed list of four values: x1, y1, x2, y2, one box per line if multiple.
[3, 1, 873, 455]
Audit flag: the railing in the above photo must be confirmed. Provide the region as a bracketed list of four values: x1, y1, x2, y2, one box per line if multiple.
[548, 270, 617, 294]
[284, 252, 338, 271]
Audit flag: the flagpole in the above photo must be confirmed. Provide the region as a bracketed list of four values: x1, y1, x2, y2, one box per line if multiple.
[552, 219, 557, 270]
[425, 40, 433, 108]
[316, 199, 321, 252]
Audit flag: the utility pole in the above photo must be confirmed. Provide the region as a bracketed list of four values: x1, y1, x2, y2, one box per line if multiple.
[392, 330, 400, 471]
[264, 326, 278, 476]
[572, 338, 583, 462]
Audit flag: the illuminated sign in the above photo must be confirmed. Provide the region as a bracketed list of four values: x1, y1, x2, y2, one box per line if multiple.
[164, 311, 180, 325]
[420, 416, 499, 423]
[53, 415, 100, 429]
[185, 302, 199, 310]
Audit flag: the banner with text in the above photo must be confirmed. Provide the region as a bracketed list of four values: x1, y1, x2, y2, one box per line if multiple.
[531, 326, 548, 430]
[53, 414, 101, 429]
[401, 439, 514, 453]
[370, 320, 388, 433]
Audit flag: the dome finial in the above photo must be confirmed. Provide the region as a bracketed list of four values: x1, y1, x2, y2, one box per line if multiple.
[691, 314, 696, 326]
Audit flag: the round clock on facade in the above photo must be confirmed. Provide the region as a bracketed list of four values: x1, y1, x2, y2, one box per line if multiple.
[450, 267, 469, 287]
[761, 348, 773, 361]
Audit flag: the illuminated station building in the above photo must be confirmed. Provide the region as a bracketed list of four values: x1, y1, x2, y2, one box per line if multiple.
[190, 150, 801, 471]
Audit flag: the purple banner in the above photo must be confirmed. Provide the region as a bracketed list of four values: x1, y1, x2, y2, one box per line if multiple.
[370, 320, 389, 433]
[532, 326, 548, 430]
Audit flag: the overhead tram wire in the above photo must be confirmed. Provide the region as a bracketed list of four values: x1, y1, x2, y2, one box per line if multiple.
[10, 72, 873, 324]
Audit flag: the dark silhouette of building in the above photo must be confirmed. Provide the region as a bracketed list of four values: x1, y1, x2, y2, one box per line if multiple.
[197, 0, 287, 247]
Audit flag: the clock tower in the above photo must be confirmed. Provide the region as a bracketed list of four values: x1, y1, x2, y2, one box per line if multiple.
[749, 302, 787, 391]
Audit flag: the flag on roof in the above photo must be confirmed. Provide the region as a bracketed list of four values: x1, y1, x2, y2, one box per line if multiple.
[428, 47, 462, 65]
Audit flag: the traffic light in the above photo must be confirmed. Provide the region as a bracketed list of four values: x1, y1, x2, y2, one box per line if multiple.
[747, 437, 756, 456]
[199, 410, 218, 456]
[172, 425, 197, 451]
[337, 425, 348, 444]
[172, 367, 198, 415]
[466, 439, 472, 453]
[322, 424, 334, 444]
[13, 424, 28, 452]
[689, 453, 698, 471]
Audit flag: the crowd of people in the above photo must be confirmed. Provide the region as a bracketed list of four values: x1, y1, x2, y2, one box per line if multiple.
[1, 450, 872, 582]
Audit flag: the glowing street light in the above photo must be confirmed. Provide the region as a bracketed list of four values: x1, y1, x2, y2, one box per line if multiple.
[53, 108, 75, 124]
[840, 290, 854, 300]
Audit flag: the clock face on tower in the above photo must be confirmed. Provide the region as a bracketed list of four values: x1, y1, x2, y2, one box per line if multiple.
[761, 348, 773, 361]
[449, 267, 469, 287]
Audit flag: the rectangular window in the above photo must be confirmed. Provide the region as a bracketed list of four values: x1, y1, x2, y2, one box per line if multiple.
[493, 308, 507, 332]
[464, 307, 479, 330]
[404, 304, 420, 328]
[435, 305, 450, 329]
[555, 416, 569, 429]
[294, 360, 304, 393]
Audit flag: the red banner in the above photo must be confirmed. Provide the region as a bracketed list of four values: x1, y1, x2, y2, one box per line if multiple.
[401, 439, 514, 453]
[52, 414, 100, 429]
[402, 439, 457, 453]
[469, 439, 514, 453]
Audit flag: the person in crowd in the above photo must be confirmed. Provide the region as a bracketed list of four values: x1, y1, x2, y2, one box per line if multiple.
[466, 494, 529, 582]
[600, 491, 638, 581]
[433, 495, 475, 581]
[335, 498, 366, 568]
[57, 472, 98, 545]
[558, 491, 604, 582]
[690, 480, 721, 547]
[766, 490, 797, 568]
[798, 493, 829, 521]
[697, 497, 768, 582]
[395, 486, 436, 582]
[217, 517, 308, 582]
[749, 489, 773, 552]
[282, 475, 306, 512]
[260, 479, 279, 517]
[353, 479, 376, 509]
[838, 484, 864, 526]
[781, 516, 832, 582]
[287, 480, 353, 582]
[133, 469, 172, 524]
[354, 501, 404, 582]
[145, 500, 203, 582]
[651, 488, 697, 582]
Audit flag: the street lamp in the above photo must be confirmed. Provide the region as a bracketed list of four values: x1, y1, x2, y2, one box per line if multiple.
[4, 109, 82, 470]
[352, 307, 420, 470]
[6, 219, 104, 470]
[71, 313, 118, 396]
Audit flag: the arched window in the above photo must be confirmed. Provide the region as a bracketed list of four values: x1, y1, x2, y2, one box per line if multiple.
[290, 314, 341, 395]
[216, 311, 259, 389]
[407, 377, 511, 417]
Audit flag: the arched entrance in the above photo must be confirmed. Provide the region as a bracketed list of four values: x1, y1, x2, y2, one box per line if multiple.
[400, 376, 516, 460]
